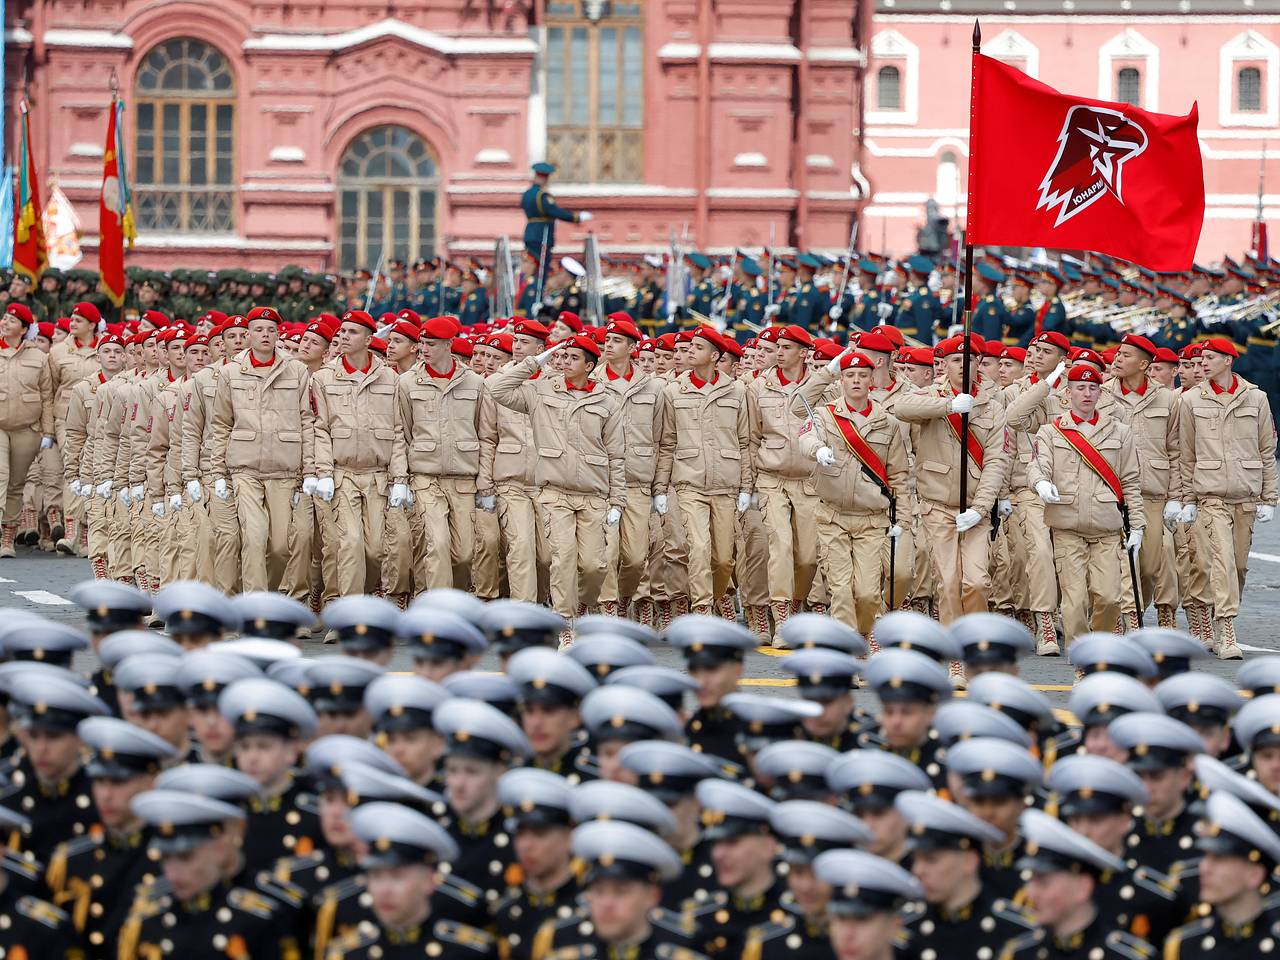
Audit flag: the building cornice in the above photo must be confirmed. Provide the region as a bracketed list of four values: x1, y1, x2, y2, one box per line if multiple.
[242, 18, 537, 56]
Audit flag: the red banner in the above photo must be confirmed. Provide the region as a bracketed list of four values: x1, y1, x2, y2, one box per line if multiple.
[966, 53, 1204, 271]
[12, 107, 46, 284]
[99, 97, 136, 308]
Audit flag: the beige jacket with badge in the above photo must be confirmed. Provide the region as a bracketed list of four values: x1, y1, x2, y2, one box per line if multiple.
[390, 362, 496, 489]
[48, 339, 98, 429]
[1098, 377, 1181, 499]
[596, 366, 669, 492]
[180, 362, 225, 482]
[63, 374, 106, 485]
[1003, 375, 1068, 491]
[799, 397, 909, 514]
[1027, 411, 1144, 537]
[1177, 375, 1278, 506]
[655, 372, 753, 495]
[749, 368, 814, 480]
[0, 341, 53, 435]
[208, 351, 316, 480]
[310, 356, 400, 478]
[489, 356, 626, 507]
[145, 376, 189, 500]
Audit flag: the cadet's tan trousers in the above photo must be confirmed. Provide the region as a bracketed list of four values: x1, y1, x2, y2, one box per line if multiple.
[496, 483, 542, 603]
[675, 487, 736, 609]
[537, 487, 608, 618]
[757, 477, 818, 606]
[232, 475, 294, 592]
[818, 505, 887, 635]
[919, 500, 991, 624]
[599, 485, 651, 607]
[1193, 498, 1256, 620]
[1009, 489, 1058, 614]
[326, 472, 387, 598]
[472, 503, 501, 601]
[410, 475, 477, 591]
[1051, 529, 1124, 643]
[0, 427, 41, 523]
[205, 477, 242, 595]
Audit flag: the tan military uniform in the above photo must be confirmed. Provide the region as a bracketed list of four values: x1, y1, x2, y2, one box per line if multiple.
[63, 372, 110, 575]
[0, 342, 53, 547]
[47, 337, 97, 541]
[486, 368, 543, 603]
[145, 372, 190, 585]
[182, 361, 239, 593]
[89, 371, 136, 579]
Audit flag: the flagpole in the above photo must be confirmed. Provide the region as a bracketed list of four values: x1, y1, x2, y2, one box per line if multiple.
[959, 19, 981, 513]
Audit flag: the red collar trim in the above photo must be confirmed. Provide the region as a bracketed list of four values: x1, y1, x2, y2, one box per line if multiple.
[249, 352, 275, 368]
[1120, 379, 1148, 396]
[426, 361, 456, 379]
[98, 372, 108, 384]
[690, 372, 719, 389]
[342, 356, 372, 375]
[1209, 375, 1238, 396]
[565, 379, 595, 392]
[1069, 411, 1099, 425]
[871, 379, 896, 392]
[858, 402, 873, 417]
[75, 337, 95, 349]
[605, 365, 632, 382]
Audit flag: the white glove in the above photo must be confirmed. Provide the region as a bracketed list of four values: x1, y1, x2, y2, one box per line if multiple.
[302, 476, 318, 496]
[1034, 480, 1061, 504]
[1162, 501, 1182, 531]
[763, 304, 781, 320]
[949, 394, 974, 415]
[389, 483, 410, 508]
[876, 301, 895, 320]
[578, 211, 594, 223]
[96, 480, 113, 500]
[998, 498, 1013, 518]
[1125, 528, 1144, 551]
[955, 508, 982, 533]
[816, 446, 837, 467]
[131, 484, 144, 501]
[213, 478, 230, 501]
[315, 477, 335, 502]
[151, 501, 165, 518]
[1179, 503, 1197, 525]
[652, 494, 668, 516]
[829, 305, 843, 320]
[1045, 361, 1067, 388]
[68, 481, 82, 498]
[118, 487, 131, 505]
[530, 301, 543, 317]
[825, 347, 851, 375]
[476, 494, 496, 513]
[186, 479, 203, 503]
[40, 436, 53, 450]
[169, 493, 182, 512]
[736, 491, 752, 514]
[888, 524, 903, 540]
[1259, 504, 1275, 523]
[534, 342, 565, 366]
[606, 507, 622, 526]
[292, 490, 301, 507]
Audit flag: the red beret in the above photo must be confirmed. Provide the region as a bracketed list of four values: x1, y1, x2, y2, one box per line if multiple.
[421, 316, 461, 341]
[200, 310, 228, 326]
[388, 321, 421, 342]
[342, 310, 377, 331]
[304, 322, 336, 343]
[981, 340, 1006, 359]
[869, 325, 905, 349]
[606, 311, 636, 326]
[936, 333, 984, 357]
[779, 325, 813, 348]
[854, 331, 896, 355]
[1121, 334, 1158, 358]
[97, 334, 126, 349]
[606, 317, 643, 342]
[675, 330, 695, 343]
[316, 313, 342, 327]
[1074, 348, 1105, 368]
[812, 338, 844, 362]
[487, 333, 514, 355]
[839, 351, 875, 370]
[556, 311, 584, 333]
[397, 309, 422, 325]
[72, 301, 101, 323]
[142, 310, 171, 328]
[452, 337, 476, 358]
[1181, 343, 1204, 359]
[4, 303, 32, 326]
[246, 306, 283, 325]
[1067, 364, 1103, 384]
[656, 334, 677, 351]
[566, 333, 601, 359]
[902, 346, 936, 366]
[55, 317, 70, 333]
[744, 337, 758, 349]
[1029, 331, 1070, 353]
[1202, 336, 1239, 359]
[513, 318, 550, 341]
[224, 315, 249, 330]
[756, 327, 782, 344]
[1101, 347, 1118, 364]
[721, 337, 743, 359]
[1000, 346, 1027, 363]
[186, 334, 210, 349]
[638, 338, 657, 353]
[34, 322, 54, 341]
[1153, 347, 1179, 364]
[369, 337, 387, 355]
[692, 326, 725, 353]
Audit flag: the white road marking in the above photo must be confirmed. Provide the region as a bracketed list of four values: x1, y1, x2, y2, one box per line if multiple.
[13, 590, 72, 605]
[1250, 551, 1280, 564]
[1240, 643, 1271, 653]
[0, 577, 15, 583]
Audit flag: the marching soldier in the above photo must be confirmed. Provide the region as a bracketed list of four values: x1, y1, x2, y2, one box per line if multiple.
[666, 616, 755, 762]
[0, 302, 54, 556]
[0, 807, 84, 960]
[813, 849, 924, 960]
[507, 647, 596, 776]
[861, 650, 950, 790]
[47, 300, 101, 551]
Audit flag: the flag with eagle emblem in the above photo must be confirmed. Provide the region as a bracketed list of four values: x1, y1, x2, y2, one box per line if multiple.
[966, 54, 1204, 271]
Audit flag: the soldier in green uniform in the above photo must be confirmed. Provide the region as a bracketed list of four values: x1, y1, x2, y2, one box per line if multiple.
[386, 259, 411, 313]
[7, 271, 49, 322]
[1005, 272, 1036, 346]
[37, 266, 67, 319]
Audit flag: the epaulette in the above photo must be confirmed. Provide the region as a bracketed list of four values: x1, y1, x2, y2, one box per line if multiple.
[1162, 918, 1211, 960]
[4, 850, 39, 885]
[253, 869, 306, 910]
[491, 888, 521, 914]
[1105, 930, 1155, 960]
[434, 919, 495, 952]
[15, 895, 70, 929]
[856, 729, 888, 749]
[687, 890, 729, 917]
[655, 945, 711, 960]
[1132, 866, 1178, 901]
[315, 873, 367, 909]
[651, 905, 697, 937]
[273, 849, 325, 884]
[228, 886, 279, 919]
[990, 898, 1037, 930]
[331, 920, 381, 956]
[998, 928, 1045, 960]
[438, 872, 484, 907]
[50, 833, 100, 863]
[546, 948, 593, 960]
[743, 916, 794, 944]
[295, 790, 320, 815]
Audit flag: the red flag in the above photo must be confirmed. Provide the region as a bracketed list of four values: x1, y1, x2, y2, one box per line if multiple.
[966, 53, 1204, 271]
[99, 96, 136, 308]
[12, 105, 47, 284]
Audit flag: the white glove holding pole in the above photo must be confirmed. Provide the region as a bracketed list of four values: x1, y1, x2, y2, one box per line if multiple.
[955, 508, 982, 533]
[1162, 501, 1182, 531]
[829, 305, 843, 321]
[652, 495, 668, 516]
[169, 493, 183, 512]
[302, 476, 318, 496]
[186, 479, 203, 503]
[315, 477, 335, 502]
[888, 524, 903, 540]
[736, 491, 751, 514]
[389, 483, 410, 509]
[877, 301, 894, 320]
[1034, 480, 1061, 504]
[1179, 503, 1197, 525]
[151, 501, 165, 518]
[213, 478, 230, 501]
[606, 507, 622, 526]
[1045, 361, 1068, 389]
[949, 394, 974, 415]
[815, 446, 837, 467]
[1125, 528, 1144, 552]
[998, 498, 1013, 518]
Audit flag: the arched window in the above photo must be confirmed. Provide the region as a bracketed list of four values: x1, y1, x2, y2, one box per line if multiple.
[134, 38, 236, 232]
[337, 126, 440, 273]
[877, 65, 901, 110]
[1239, 67, 1263, 112]
[935, 150, 960, 211]
[1116, 67, 1142, 106]
[545, 0, 644, 183]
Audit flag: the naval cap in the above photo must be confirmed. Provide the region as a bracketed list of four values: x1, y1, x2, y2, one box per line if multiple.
[480, 600, 566, 654]
[0, 619, 90, 666]
[826, 749, 932, 812]
[155, 763, 264, 804]
[1066, 672, 1161, 728]
[770, 800, 872, 862]
[1017, 808, 1126, 876]
[303, 656, 385, 714]
[78, 716, 178, 779]
[666, 615, 757, 668]
[896, 790, 1004, 851]
[113, 653, 186, 712]
[176, 650, 262, 707]
[617, 740, 724, 800]
[872, 611, 963, 663]
[1067, 633, 1157, 680]
[0, 662, 90, 697]
[231, 591, 315, 640]
[441, 671, 520, 716]
[265, 656, 313, 692]
[434, 697, 530, 764]
[1193, 755, 1280, 824]
[1127, 627, 1211, 679]
[69, 579, 152, 633]
[776, 614, 868, 656]
[507, 646, 598, 705]
[409, 588, 488, 626]
[723, 692, 823, 751]
[753, 740, 840, 801]
[340, 761, 443, 813]
[565, 634, 656, 680]
[779, 648, 862, 701]
[132, 789, 246, 854]
[1237, 656, 1280, 698]
[351, 801, 460, 868]
[581, 684, 682, 743]
[815, 849, 923, 916]
[152, 581, 239, 637]
[1233, 693, 1280, 752]
[396, 607, 487, 662]
[498, 768, 573, 829]
[604, 665, 698, 712]
[932, 700, 1033, 748]
[574, 614, 659, 646]
[209, 637, 302, 669]
[364, 674, 450, 734]
[321, 594, 400, 652]
[9, 675, 109, 732]
[1109, 712, 1205, 770]
[570, 780, 677, 836]
[306, 733, 406, 790]
[948, 612, 1034, 666]
[863, 648, 953, 704]
[967, 672, 1056, 730]
[98, 630, 183, 670]
[696, 779, 776, 840]
[572, 820, 683, 883]
[946, 737, 1043, 796]
[218, 677, 318, 740]
[1197, 790, 1280, 870]
[1046, 755, 1148, 817]
[1154, 672, 1242, 728]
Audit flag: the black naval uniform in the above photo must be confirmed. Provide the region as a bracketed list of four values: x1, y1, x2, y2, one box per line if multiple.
[0, 882, 86, 960]
[692, 875, 789, 959]
[0, 757, 99, 862]
[662, 840, 718, 912]
[531, 905, 708, 960]
[443, 807, 517, 921]
[979, 839, 1028, 902]
[684, 707, 746, 766]
[900, 887, 1035, 960]
[117, 880, 302, 960]
[327, 917, 497, 960]
[241, 774, 323, 877]
[1000, 918, 1154, 960]
[492, 875, 581, 960]
[46, 826, 157, 957]
[1125, 807, 1199, 875]
[1093, 864, 1185, 945]
[1164, 909, 1280, 960]
[742, 897, 834, 960]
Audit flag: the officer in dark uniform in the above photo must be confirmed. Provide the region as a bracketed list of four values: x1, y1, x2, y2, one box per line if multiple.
[45, 717, 176, 956]
[507, 646, 597, 779]
[1129, 630, 1215, 684]
[94, 630, 182, 720]
[522, 162, 590, 297]
[364, 673, 450, 791]
[780, 254, 830, 332]
[744, 800, 870, 960]
[459, 269, 491, 326]
[779, 647, 876, 752]
[174, 649, 262, 766]
[1, 618, 90, 668]
[849, 260, 893, 332]
[580, 684, 683, 782]
[0, 673, 108, 862]
[895, 790, 1036, 960]
[1153, 673, 1243, 767]
[152, 580, 240, 649]
[1163, 791, 1280, 960]
[113, 654, 201, 762]
[1065, 672, 1162, 765]
[730, 258, 767, 339]
[861, 649, 951, 790]
[667, 616, 756, 764]
[303, 656, 385, 739]
[967, 671, 1080, 769]
[1033, 268, 1070, 341]
[969, 263, 1008, 343]
[1000, 810, 1155, 960]
[0, 806, 84, 960]
[813, 848, 924, 960]
[686, 253, 716, 318]
[1004, 272, 1036, 346]
[826, 750, 931, 868]
[722, 693, 824, 777]
[1068, 635, 1158, 681]
[119, 789, 302, 960]
[530, 819, 708, 960]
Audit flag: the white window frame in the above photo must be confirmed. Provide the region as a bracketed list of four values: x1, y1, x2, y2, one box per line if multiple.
[867, 30, 918, 126]
[1098, 28, 1158, 112]
[1219, 30, 1279, 128]
[981, 29, 1039, 80]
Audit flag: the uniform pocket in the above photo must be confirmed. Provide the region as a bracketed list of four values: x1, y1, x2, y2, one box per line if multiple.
[230, 429, 257, 441]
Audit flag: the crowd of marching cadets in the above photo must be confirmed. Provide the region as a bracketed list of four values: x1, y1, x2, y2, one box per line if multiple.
[6, 582, 1280, 960]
